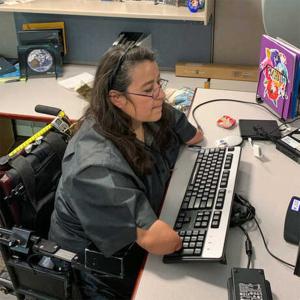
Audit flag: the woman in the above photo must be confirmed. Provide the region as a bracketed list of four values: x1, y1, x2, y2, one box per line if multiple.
[49, 45, 203, 299]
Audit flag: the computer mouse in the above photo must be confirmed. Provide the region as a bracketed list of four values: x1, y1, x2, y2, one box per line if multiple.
[216, 135, 243, 147]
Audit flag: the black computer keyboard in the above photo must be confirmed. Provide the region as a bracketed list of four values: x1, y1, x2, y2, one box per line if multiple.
[163, 146, 241, 263]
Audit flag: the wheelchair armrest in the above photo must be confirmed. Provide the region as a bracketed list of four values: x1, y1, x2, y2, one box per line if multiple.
[0, 226, 125, 279]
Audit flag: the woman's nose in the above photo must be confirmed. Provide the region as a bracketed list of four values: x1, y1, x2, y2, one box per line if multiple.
[157, 87, 166, 100]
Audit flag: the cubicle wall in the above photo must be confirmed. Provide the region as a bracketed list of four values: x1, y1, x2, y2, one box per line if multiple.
[0, 12, 18, 58]
[213, 0, 264, 66]
[14, 13, 213, 69]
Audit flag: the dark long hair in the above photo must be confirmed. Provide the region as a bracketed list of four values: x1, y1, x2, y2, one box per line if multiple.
[82, 45, 173, 175]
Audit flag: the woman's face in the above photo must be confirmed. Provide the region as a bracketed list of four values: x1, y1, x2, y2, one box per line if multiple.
[118, 60, 165, 124]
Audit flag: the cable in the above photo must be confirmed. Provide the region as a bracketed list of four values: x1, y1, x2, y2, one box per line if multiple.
[190, 97, 299, 147]
[238, 225, 252, 269]
[253, 217, 295, 268]
[191, 98, 286, 131]
[234, 194, 295, 268]
[280, 115, 300, 126]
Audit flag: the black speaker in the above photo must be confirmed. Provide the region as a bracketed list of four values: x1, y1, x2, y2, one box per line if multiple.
[284, 196, 300, 245]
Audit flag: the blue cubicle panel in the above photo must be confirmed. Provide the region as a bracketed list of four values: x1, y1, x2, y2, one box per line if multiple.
[14, 13, 212, 69]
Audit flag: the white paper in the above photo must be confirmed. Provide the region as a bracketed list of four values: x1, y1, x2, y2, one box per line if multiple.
[58, 72, 94, 90]
[4, 0, 35, 4]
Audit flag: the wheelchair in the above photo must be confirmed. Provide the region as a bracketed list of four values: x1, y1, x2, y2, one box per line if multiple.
[0, 106, 135, 300]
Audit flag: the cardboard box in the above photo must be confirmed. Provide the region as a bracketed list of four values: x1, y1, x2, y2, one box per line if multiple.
[176, 63, 258, 82]
[0, 119, 15, 156]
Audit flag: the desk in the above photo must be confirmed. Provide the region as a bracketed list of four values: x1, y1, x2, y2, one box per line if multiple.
[134, 88, 300, 300]
[0, 64, 205, 121]
[0, 64, 92, 122]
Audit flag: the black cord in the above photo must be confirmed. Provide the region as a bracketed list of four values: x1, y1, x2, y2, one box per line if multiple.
[253, 217, 295, 268]
[191, 98, 286, 131]
[234, 194, 295, 268]
[238, 225, 252, 269]
[280, 115, 300, 126]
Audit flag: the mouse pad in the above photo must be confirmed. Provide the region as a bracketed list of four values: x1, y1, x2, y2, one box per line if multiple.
[239, 119, 281, 140]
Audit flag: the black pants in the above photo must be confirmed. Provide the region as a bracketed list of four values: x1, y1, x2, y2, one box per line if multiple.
[78, 246, 145, 300]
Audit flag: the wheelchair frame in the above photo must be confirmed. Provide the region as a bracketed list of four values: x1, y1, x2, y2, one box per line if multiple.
[0, 106, 127, 299]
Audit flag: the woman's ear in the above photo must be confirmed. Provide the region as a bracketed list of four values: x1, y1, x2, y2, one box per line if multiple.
[108, 90, 126, 109]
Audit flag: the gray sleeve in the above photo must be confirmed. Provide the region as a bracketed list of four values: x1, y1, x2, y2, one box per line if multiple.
[70, 165, 157, 256]
[169, 105, 197, 143]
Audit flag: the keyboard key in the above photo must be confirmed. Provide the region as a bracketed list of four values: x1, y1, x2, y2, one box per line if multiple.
[189, 242, 196, 248]
[194, 248, 202, 255]
[211, 220, 220, 228]
[215, 201, 224, 209]
[181, 203, 188, 209]
[179, 231, 186, 236]
[183, 236, 191, 242]
[184, 217, 191, 223]
[201, 221, 208, 227]
[195, 222, 201, 228]
[182, 249, 194, 255]
[196, 242, 203, 248]
[197, 235, 205, 242]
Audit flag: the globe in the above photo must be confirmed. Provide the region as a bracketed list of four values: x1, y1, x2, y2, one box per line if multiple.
[27, 49, 53, 73]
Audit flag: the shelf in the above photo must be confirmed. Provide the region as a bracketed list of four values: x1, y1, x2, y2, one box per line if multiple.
[0, 0, 213, 24]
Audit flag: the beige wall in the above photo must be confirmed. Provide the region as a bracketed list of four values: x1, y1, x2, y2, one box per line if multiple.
[1, 2, 266, 64]
[213, 0, 265, 66]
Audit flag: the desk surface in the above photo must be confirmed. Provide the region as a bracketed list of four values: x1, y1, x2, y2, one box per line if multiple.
[0, 64, 92, 121]
[0, 64, 207, 122]
[0, 0, 213, 24]
[134, 88, 300, 300]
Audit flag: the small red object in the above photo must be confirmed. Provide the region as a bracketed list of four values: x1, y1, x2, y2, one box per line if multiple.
[217, 115, 236, 129]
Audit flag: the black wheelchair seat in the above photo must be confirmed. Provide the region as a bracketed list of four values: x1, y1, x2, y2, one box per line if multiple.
[0, 106, 140, 300]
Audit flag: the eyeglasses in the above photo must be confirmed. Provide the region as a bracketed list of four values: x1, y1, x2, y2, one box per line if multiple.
[126, 78, 168, 100]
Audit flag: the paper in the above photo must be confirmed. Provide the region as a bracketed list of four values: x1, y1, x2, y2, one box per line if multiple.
[58, 72, 94, 90]
[4, 0, 35, 4]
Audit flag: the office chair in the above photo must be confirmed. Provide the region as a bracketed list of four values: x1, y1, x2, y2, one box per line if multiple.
[261, 0, 300, 48]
